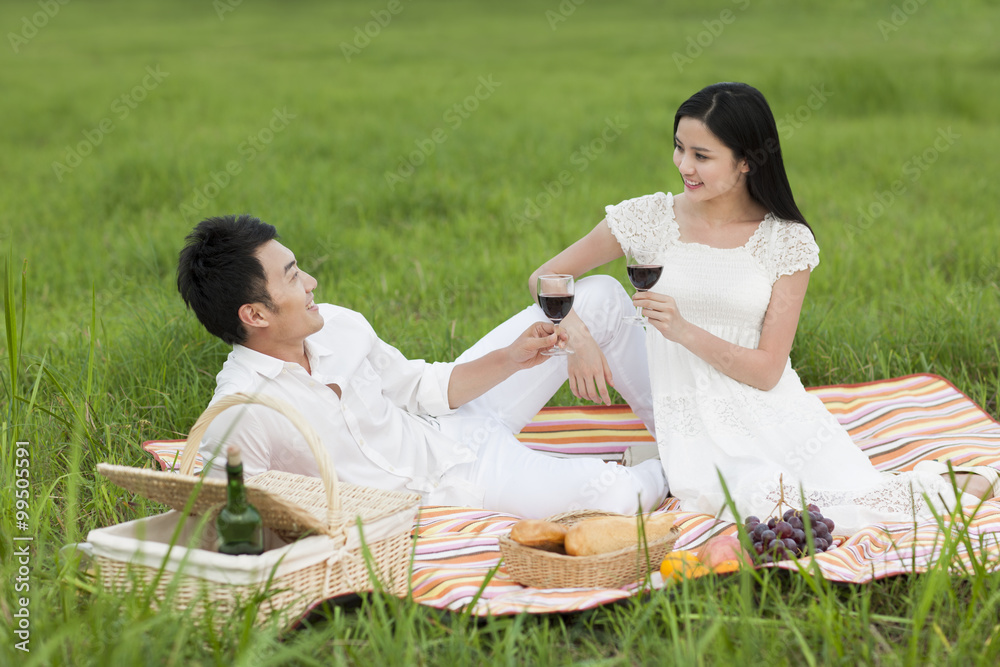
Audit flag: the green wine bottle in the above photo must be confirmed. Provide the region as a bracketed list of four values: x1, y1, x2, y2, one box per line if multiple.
[216, 445, 264, 555]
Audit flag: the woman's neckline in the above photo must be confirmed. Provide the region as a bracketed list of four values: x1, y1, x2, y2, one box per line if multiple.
[665, 192, 772, 251]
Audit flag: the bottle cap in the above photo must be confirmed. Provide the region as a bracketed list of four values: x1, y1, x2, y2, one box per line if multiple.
[226, 445, 242, 466]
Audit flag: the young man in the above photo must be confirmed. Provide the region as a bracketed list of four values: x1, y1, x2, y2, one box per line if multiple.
[177, 215, 666, 518]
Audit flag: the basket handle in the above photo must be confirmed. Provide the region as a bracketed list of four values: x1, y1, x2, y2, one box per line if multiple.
[177, 392, 341, 525]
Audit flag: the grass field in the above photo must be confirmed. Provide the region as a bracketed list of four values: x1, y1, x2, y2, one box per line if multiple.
[2, 0, 1000, 663]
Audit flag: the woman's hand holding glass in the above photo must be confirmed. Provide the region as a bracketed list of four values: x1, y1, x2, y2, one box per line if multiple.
[631, 290, 688, 343]
[623, 243, 664, 326]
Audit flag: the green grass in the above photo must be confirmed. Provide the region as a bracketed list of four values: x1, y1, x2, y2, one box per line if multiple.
[2, 0, 999, 663]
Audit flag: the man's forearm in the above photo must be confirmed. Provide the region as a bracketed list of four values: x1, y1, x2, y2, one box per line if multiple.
[447, 349, 517, 409]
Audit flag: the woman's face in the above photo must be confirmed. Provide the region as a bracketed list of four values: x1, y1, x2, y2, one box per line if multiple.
[672, 116, 749, 204]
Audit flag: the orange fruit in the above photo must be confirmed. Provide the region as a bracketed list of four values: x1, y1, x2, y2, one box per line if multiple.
[660, 551, 711, 582]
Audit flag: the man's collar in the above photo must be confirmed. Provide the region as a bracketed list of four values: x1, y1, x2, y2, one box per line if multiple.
[232, 334, 335, 379]
[305, 336, 336, 363]
[231, 344, 287, 378]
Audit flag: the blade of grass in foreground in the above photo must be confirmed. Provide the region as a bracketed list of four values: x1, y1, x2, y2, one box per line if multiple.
[3, 253, 27, 430]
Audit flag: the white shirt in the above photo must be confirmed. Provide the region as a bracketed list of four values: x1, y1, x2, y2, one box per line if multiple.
[198, 303, 476, 496]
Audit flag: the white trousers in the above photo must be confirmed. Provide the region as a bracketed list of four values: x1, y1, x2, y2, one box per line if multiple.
[429, 276, 667, 519]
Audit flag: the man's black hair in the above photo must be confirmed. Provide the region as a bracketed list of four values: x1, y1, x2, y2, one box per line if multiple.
[177, 214, 277, 345]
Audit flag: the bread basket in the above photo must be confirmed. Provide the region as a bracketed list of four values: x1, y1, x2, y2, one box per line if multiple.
[498, 510, 679, 589]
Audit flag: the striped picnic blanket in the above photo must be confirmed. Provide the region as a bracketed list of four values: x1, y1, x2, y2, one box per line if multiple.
[143, 374, 1000, 614]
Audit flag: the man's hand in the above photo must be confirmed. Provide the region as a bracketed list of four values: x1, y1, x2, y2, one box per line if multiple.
[505, 321, 567, 370]
[447, 322, 565, 409]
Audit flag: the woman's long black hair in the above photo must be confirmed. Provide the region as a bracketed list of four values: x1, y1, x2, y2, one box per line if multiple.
[674, 82, 812, 234]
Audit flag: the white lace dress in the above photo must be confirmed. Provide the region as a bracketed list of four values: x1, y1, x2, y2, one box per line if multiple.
[606, 192, 973, 535]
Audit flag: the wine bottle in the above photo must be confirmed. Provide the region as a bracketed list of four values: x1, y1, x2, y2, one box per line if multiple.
[216, 445, 264, 555]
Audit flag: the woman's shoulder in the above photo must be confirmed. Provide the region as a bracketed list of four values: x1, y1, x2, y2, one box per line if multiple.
[604, 192, 676, 249]
[755, 215, 819, 280]
[605, 191, 673, 215]
[603, 191, 675, 230]
[762, 215, 817, 247]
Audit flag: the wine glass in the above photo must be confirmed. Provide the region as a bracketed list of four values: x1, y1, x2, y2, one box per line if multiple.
[623, 243, 663, 326]
[536, 274, 575, 356]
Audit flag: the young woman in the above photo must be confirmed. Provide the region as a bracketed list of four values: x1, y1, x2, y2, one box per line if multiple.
[530, 82, 999, 534]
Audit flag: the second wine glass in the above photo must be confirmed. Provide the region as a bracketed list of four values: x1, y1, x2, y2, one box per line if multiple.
[624, 243, 663, 326]
[537, 274, 575, 356]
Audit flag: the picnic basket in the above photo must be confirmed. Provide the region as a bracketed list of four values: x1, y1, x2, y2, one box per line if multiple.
[89, 392, 420, 628]
[498, 510, 680, 589]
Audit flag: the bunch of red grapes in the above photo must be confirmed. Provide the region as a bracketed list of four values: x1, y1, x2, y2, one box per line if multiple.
[742, 504, 836, 563]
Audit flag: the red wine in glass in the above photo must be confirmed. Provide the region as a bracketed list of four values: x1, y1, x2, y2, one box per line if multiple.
[538, 293, 574, 323]
[624, 244, 662, 326]
[626, 265, 663, 291]
[537, 274, 575, 356]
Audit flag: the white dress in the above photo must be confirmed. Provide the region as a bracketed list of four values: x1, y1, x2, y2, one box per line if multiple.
[606, 192, 973, 535]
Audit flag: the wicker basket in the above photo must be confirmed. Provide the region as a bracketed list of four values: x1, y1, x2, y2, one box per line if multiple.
[498, 511, 679, 589]
[90, 392, 420, 628]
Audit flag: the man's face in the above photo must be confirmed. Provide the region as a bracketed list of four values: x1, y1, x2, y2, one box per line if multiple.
[253, 240, 324, 344]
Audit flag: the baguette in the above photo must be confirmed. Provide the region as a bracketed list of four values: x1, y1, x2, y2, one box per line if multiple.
[564, 514, 677, 557]
[509, 519, 569, 553]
